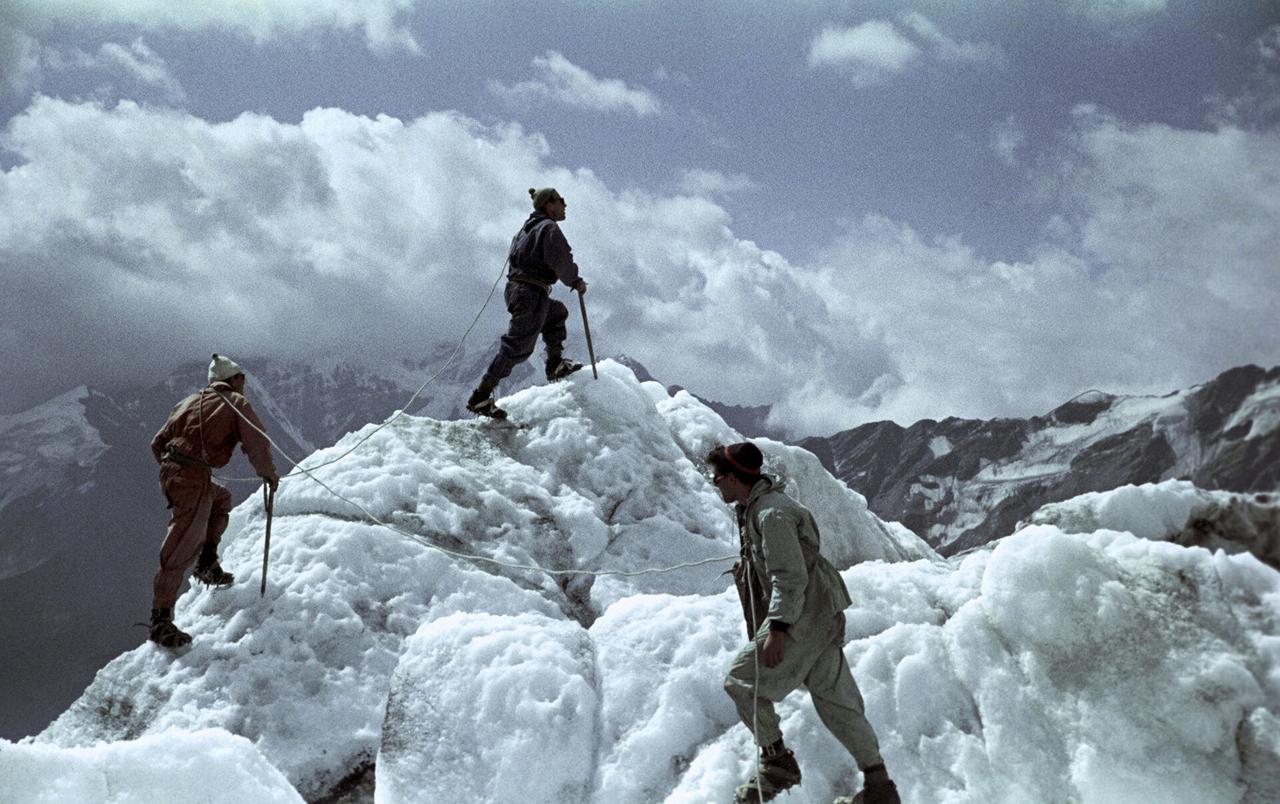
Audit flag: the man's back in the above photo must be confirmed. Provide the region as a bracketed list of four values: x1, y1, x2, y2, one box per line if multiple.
[151, 382, 275, 475]
[739, 476, 851, 639]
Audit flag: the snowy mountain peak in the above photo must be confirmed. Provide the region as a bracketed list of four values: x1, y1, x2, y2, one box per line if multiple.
[9, 363, 1279, 804]
[805, 364, 1280, 555]
[0, 384, 103, 455]
[0, 384, 116, 579]
[30, 361, 931, 800]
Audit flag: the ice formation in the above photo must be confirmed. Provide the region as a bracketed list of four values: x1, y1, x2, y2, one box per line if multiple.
[5, 363, 1277, 803]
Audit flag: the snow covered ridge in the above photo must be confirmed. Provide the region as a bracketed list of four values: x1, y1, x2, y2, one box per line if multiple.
[9, 365, 1280, 803]
[7, 363, 1278, 804]
[1024, 479, 1280, 569]
[17, 363, 930, 800]
[802, 364, 1280, 557]
[0, 386, 111, 578]
[0, 386, 107, 467]
[0, 729, 303, 803]
[0, 345, 555, 742]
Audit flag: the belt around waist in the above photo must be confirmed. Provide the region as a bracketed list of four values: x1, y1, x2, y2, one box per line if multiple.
[508, 276, 551, 292]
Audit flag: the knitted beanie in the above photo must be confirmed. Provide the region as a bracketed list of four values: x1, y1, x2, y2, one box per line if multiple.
[208, 353, 244, 383]
[722, 442, 764, 475]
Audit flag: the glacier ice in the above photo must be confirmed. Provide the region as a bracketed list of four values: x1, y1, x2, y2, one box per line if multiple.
[7, 362, 1277, 803]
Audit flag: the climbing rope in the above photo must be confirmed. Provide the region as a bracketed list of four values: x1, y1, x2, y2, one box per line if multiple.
[183, 239, 737, 579]
[211, 384, 736, 580]
[215, 250, 511, 484]
[745, 558, 765, 802]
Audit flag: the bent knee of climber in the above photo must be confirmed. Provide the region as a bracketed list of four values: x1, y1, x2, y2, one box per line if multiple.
[724, 665, 767, 704]
[211, 483, 233, 512]
[499, 335, 538, 362]
[724, 672, 750, 701]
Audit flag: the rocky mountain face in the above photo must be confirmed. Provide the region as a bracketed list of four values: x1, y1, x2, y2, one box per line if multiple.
[800, 365, 1280, 556]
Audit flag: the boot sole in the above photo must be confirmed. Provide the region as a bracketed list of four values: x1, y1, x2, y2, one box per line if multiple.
[194, 574, 235, 588]
[466, 403, 508, 420]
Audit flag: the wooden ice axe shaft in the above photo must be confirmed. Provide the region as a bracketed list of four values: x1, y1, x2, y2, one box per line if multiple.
[260, 485, 275, 597]
[578, 289, 598, 379]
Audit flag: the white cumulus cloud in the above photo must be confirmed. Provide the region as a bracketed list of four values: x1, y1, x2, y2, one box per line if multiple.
[1209, 24, 1280, 128]
[785, 106, 1280, 432]
[992, 115, 1025, 166]
[0, 38, 39, 97]
[808, 21, 922, 85]
[808, 15, 1002, 86]
[4, 0, 421, 51]
[0, 97, 835, 417]
[489, 51, 663, 117]
[29, 37, 190, 103]
[900, 13, 1005, 66]
[97, 39, 183, 100]
[1069, 0, 1169, 23]
[2, 97, 1275, 435]
[675, 168, 761, 197]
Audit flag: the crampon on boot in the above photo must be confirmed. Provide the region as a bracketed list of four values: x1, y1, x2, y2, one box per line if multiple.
[193, 560, 234, 587]
[193, 542, 234, 587]
[466, 386, 508, 420]
[835, 764, 900, 804]
[545, 357, 583, 382]
[149, 608, 192, 649]
[734, 745, 802, 803]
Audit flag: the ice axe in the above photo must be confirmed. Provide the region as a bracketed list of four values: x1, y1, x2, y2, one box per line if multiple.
[578, 287, 598, 379]
[260, 484, 275, 597]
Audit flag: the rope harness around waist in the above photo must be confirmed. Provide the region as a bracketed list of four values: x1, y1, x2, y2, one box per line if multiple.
[164, 447, 213, 471]
[508, 275, 551, 293]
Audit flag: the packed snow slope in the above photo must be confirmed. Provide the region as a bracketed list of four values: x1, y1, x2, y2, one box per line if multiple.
[21, 362, 926, 798]
[12, 362, 1279, 803]
[1, 729, 304, 803]
[0, 344, 546, 740]
[1025, 479, 1279, 568]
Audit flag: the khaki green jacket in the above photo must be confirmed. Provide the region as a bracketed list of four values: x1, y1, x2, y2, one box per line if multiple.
[735, 475, 853, 642]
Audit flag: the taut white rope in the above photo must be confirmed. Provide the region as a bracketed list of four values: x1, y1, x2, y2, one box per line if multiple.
[216, 251, 510, 484]
[202, 253, 736, 578]
[213, 386, 736, 580]
[745, 558, 765, 801]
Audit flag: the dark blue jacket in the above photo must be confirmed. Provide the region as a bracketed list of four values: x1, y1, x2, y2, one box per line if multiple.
[507, 213, 581, 288]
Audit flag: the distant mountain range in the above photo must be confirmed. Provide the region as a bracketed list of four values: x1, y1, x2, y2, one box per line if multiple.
[800, 364, 1280, 556]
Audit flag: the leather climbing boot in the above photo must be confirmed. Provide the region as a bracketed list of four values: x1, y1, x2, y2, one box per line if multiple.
[836, 763, 900, 804]
[466, 383, 507, 420]
[735, 743, 802, 803]
[193, 542, 234, 587]
[149, 608, 192, 649]
[545, 357, 583, 382]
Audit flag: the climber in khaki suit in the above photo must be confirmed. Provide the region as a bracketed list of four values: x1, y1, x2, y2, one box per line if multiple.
[707, 442, 900, 804]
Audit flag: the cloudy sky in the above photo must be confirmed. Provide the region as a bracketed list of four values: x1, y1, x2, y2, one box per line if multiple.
[2, 1, 1277, 436]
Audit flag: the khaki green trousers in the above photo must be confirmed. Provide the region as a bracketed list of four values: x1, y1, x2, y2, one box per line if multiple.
[724, 618, 883, 769]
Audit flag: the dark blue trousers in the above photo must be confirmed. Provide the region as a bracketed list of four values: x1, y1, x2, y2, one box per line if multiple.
[482, 281, 568, 387]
